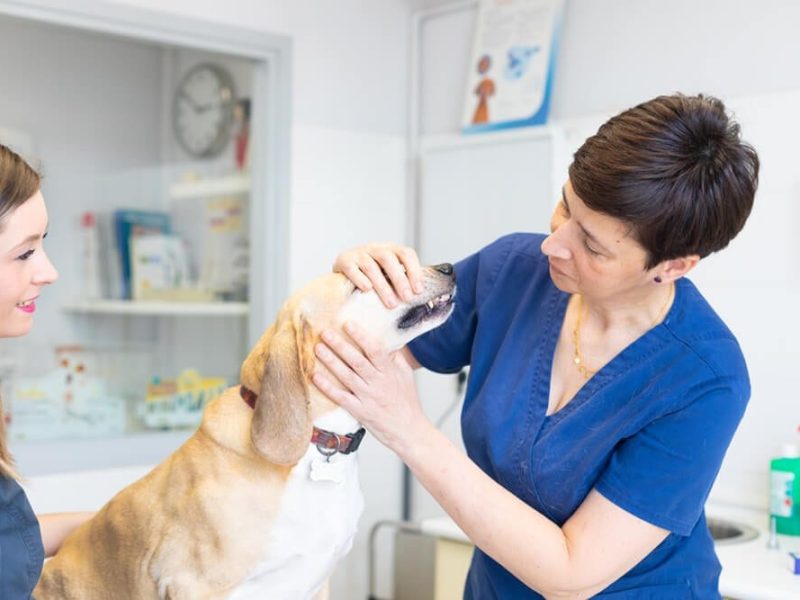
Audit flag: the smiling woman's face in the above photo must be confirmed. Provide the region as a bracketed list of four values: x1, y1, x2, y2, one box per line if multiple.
[0, 191, 58, 338]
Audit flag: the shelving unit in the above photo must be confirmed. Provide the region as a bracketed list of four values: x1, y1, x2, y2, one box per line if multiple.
[62, 300, 249, 317]
[4, 0, 290, 482]
[167, 173, 250, 200]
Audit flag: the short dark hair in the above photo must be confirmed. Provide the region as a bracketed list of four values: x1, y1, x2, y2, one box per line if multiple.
[568, 94, 759, 269]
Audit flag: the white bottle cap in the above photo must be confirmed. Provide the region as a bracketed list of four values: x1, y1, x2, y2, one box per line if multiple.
[782, 443, 800, 458]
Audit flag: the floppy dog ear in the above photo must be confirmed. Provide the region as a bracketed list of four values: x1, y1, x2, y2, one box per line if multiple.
[250, 312, 316, 465]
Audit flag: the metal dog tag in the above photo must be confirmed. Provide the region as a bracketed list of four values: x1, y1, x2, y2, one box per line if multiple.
[309, 458, 345, 484]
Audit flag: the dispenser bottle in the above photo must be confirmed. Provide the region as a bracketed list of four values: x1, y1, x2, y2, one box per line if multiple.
[80, 211, 101, 300]
[770, 432, 800, 536]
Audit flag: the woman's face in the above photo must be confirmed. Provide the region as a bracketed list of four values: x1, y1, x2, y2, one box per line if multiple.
[541, 180, 656, 300]
[0, 191, 58, 337]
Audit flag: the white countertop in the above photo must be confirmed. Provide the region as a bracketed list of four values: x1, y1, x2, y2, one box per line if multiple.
[419, 503, 800, 600]
[708, 502, 800, 600]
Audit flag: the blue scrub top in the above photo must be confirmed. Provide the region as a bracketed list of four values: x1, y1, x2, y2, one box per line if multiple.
[408, 233, 750, 599]
[0, 475, 44, 599]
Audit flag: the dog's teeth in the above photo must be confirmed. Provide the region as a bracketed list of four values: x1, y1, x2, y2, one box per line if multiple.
[423, 293, 452, 311]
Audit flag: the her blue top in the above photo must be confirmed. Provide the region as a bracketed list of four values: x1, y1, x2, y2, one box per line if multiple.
[0, 475, 44, 599]
[407, 233, 749, 599]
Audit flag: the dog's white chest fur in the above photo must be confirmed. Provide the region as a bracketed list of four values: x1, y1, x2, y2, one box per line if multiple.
[227, 409, 364, 600]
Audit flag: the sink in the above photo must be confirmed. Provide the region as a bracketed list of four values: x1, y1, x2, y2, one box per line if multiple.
[706, 516, 759, 545]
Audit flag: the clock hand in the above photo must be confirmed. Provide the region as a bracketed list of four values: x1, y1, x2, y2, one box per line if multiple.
[196, 101, 220, 113]
[179, 91, 202, 112]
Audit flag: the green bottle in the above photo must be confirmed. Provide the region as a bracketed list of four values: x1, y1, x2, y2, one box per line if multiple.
[770, 443, 800, 536]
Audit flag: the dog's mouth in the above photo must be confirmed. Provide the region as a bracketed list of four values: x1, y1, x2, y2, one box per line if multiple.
[397, 289, 455, 330]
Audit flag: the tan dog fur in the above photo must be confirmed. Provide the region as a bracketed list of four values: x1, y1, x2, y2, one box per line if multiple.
[35, 267, 455, 600]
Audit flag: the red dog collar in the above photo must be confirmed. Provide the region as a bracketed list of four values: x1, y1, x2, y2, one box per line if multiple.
[240, 385, 366, 457]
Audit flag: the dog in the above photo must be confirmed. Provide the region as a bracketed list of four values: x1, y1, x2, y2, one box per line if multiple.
[34, 264, 456, 600]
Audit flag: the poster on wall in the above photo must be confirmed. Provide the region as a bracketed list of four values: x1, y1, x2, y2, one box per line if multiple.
[461, 0, 564, 134]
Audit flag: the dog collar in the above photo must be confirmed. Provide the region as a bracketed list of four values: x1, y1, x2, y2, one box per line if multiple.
[239, 385, 366, 458]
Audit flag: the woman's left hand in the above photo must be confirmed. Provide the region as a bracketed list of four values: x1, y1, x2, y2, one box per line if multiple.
[311, 322, 430, 454]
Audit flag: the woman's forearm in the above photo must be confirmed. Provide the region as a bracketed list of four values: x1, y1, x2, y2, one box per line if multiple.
[397, 422, 579, 596]
[38, 512, 95, 557]
[397, 423, 666, 598]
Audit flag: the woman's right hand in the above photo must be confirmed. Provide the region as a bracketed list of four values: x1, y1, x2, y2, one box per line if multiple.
[333, 243, 425, 308]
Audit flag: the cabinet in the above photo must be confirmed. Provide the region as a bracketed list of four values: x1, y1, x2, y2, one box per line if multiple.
[393, 518, 473, 600]
[0, 3, 291, 477]
[10, 168, 253, 472]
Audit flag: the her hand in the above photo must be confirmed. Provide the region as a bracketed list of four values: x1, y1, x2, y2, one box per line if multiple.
[333, 243, 425, 308]
[311, 321, 431, 454]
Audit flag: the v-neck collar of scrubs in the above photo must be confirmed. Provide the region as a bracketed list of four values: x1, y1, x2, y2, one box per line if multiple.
[539, 279, 683, 427]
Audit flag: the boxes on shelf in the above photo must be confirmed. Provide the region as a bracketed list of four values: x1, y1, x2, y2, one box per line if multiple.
[90, 206, 234, 304]
[171, 191, 250, 303]
[113, 209, 172, 300]
[5, 345, 151, 442]
[136, 369, 228, 430]
[203, 196, 249, 301]
[130, 233, 193, 301]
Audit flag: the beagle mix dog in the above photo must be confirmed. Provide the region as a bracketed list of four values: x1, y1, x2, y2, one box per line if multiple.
[35, 264, 456, 600]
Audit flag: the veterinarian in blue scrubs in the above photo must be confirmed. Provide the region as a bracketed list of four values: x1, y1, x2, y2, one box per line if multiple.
[313, 94, 759, 598]
[0, 144, 94, 597]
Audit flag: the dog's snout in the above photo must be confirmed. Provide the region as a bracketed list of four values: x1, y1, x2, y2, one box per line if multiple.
[432, 263, 454, 276]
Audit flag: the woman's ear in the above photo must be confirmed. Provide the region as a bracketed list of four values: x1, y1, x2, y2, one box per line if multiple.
[656, 254, 700, 282]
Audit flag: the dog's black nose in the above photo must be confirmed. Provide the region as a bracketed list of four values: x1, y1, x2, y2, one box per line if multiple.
[433, 263, 453, 275]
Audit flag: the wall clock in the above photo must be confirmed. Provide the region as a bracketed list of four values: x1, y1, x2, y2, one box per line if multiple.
[173, 63, 236, 158]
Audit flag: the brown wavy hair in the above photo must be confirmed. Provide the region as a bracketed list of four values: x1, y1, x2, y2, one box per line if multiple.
[569, 94, 759, 269]
[0, 143, 42, 479]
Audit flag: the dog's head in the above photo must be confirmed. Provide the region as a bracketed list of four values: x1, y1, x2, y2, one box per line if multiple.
[241, 264, 456, 465]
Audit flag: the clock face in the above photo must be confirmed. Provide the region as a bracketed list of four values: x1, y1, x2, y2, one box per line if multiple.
[173, 63, 236, 158]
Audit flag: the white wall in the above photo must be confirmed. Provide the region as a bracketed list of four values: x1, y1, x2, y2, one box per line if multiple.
[550, 0, 800, 118]
[106, 0, 409, 136]
[417, 0, 800, 133]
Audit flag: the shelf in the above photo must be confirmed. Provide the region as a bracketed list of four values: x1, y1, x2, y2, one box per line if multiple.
[168, 173, 250, 200]
[14, 429, 192, 476]
[62, 300, 249, 316]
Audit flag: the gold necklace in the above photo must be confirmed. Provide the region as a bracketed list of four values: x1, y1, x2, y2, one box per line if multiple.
[572, 283, 675, 380]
